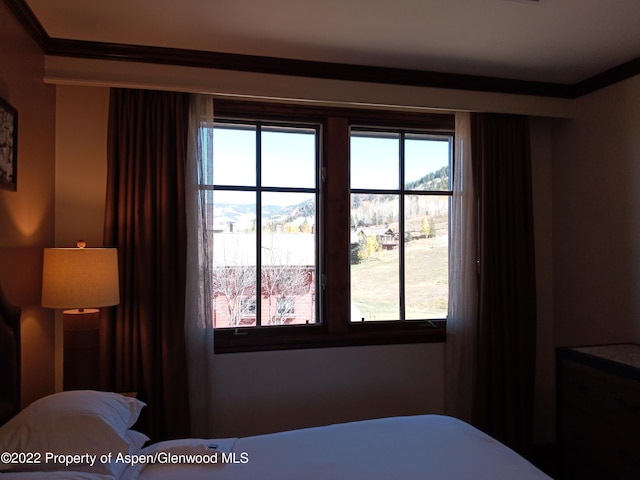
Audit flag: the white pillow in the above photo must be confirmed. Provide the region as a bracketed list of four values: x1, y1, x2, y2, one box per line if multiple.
[124, 429, 150, 453]
[0, 390, 147, 476]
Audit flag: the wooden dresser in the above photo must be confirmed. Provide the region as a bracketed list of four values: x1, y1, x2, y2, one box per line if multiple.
[557, 344, 640, 480]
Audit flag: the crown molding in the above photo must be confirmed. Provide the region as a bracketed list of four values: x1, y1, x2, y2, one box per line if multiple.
[573, 56, 640, 97]
[45, 37, 573, 99]
[5, 0, 640, 99]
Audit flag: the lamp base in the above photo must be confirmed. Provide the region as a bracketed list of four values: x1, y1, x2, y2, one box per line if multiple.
[63, 309, 100, 391]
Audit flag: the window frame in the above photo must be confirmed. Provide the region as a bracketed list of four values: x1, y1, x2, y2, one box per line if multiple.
[349, 127, 453, 322]
[206, 118, 321, 329]
[211, 100, 453, 353]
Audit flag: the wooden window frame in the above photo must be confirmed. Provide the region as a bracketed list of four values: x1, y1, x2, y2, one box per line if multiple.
[212, 100, 452, 353]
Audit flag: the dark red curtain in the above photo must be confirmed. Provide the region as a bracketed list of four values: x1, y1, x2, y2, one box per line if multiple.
[471, 113, 537, 454]
[103, 88, 191, 441]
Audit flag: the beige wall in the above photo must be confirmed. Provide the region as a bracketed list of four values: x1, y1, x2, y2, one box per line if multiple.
[54, 85, 110, 248]
[53, 86, 447, 438]
[212, 343, 445, 437]
[44, 56, 573, 119]
[0, 5, 563, 436]
[0, 0, 56, 406]
[552, 75, 640, 347]
[44, 61, 562, 440]
[50, 75, 640, 442]
[42, 45, 569, 441]
[10, 0, 640, 441]
[53, 88, 445, 439]
[53, 84, 559, 440]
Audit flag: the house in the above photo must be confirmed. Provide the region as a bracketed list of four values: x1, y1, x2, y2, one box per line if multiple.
[351, 227, 396, 254]
[1, 0, 639, 448]
[211, 233, 316, 328]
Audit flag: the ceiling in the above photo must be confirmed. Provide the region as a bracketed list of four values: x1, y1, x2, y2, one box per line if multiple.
[20, 0, 640, 85]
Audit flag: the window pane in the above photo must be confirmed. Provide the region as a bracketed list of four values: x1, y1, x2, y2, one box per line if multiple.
[262, 126, 316, 188]
[211, 118, 319, 330]
[350, 132, 399, 190]
[212, 190, 257, 328]
[261, 192, 316, 326]
[405, 135, 451, 191]
[404, 195, 449, 319]
[212, 190, 257, 235]
[350, 194, 400, 321]
[213, 124, 256, 186]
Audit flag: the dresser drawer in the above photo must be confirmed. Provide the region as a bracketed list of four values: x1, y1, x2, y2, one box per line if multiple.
[561, 412, 640, 479]
[561, 359, 640, 434]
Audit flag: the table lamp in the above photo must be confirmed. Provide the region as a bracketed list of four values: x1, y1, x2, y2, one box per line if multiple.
[42, 241, 119, 390]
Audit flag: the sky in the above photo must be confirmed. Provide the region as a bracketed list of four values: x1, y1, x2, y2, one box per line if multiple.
[351, 132, 450, 190]
[208, 125, 451, 206]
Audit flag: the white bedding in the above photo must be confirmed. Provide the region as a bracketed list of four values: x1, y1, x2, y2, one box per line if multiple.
[121, 415, 551, 480]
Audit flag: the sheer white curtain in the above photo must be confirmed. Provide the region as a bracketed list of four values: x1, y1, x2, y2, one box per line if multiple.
[445, 112, 478, 423]
[185, 94, 215, 437]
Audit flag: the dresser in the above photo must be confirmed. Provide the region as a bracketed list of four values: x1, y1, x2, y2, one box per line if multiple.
[557, 344, 640, 480]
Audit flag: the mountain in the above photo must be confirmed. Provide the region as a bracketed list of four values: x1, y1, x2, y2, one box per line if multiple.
[213, 199, 316, 232]
[212, 166, 448, 231]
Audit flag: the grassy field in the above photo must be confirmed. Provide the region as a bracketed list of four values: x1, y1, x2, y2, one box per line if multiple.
[350, 221, 448, 321]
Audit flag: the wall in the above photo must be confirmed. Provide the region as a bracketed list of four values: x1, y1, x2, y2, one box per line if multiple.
[44, 56, 574, 119]
[53, 84, 558, 439]
[0, 0, 56, 406]
[212, 343, 445, 437]
[54, 85, 447, 437]
[553, 75, 640, 347]
[0, 0, 564, 439]
[530, 117, 556, 443]
[10, 0, 640, 443]
[53, 72, 640, 441]
[45, 57, 564, 439]
[54, 85, 109, 248]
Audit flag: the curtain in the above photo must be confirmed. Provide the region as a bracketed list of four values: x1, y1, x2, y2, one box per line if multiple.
[445, 112, 536, 454]
[185, 94, 216, 437]
[103, 88, 191, 441]
[471, 113, 537, 454]
[445, 112, 478, 424]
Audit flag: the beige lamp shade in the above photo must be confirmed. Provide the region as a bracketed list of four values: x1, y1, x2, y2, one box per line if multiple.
[42, 247, 120, 309]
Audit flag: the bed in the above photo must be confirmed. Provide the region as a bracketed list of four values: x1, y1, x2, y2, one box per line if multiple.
[0, 283, 551, 480]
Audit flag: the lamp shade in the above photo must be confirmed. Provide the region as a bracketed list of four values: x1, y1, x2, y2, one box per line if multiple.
[42, 247, 120, 309]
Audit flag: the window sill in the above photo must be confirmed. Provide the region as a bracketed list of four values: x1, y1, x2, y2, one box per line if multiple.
[213, 321, 446, 354]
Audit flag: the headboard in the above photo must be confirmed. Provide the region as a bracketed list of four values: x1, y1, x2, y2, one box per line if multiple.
[0, 282, 20, 425]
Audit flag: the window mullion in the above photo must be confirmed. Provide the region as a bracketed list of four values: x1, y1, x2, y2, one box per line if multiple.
[325, 117, 350, 335]
[399, 132, 406, 322]
[256, 124, 263, 327]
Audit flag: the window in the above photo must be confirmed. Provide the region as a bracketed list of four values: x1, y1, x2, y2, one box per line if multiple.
[350, 130, 451, 322]
[276, 297, 296, 318]
[203, 120, 319, 330]
[240, 297, 257, 319]
[207, 102, 453, 353]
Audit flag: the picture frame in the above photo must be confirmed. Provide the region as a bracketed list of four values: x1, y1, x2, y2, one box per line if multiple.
[0, 96, 18, 191]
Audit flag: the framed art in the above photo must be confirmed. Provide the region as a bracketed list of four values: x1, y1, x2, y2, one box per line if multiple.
[0, 97, 18, 191]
